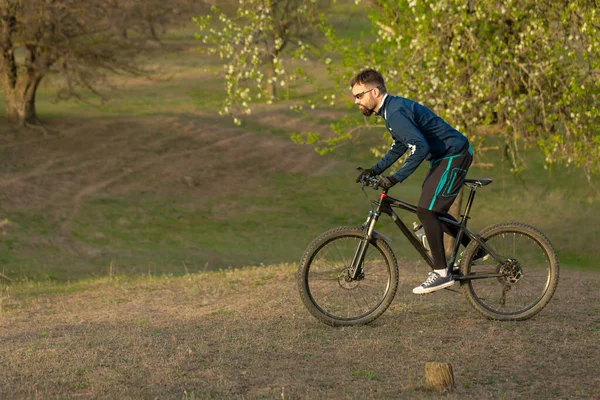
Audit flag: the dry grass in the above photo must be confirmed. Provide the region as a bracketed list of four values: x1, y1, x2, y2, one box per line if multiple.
[0, 113, 343, 278]
[1, 263, 598, 399]
[0, 115, 333, 212]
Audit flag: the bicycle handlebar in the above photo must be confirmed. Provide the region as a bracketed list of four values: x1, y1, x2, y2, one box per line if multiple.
[358, 175, 382, 190]
[356, 167, 385, 191]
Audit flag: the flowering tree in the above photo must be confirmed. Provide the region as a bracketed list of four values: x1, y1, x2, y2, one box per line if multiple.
[315, 0, 600, 178]
[195, 0, 328, 125]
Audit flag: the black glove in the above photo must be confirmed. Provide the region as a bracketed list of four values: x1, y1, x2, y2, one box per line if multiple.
[376, 175, 399, 190]
[356, 168, 376, 183]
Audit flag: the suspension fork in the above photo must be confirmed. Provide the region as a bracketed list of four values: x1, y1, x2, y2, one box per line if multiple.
[349, 193, 386, 279]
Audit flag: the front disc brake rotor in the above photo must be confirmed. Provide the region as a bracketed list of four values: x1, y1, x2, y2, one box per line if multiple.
[338, 267, 362, 290]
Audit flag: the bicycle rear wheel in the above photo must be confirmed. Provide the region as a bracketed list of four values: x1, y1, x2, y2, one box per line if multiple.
[460, 222, 559, 320]
[297, 226, 398, 327]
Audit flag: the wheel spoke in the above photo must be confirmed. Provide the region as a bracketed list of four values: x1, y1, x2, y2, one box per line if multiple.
[303, 232, 395, 323]
[464, 225, 558, 320]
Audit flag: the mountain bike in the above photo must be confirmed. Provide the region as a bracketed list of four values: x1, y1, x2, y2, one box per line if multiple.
[297, 174, 559, 327]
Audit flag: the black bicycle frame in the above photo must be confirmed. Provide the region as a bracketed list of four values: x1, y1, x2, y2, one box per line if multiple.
[351, 186, 508, 281]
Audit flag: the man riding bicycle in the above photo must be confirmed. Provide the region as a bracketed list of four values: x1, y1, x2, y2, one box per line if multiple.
[352, 69, 476, 294]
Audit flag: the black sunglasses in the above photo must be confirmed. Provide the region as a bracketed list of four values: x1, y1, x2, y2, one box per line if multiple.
[353, 87, 379, 100]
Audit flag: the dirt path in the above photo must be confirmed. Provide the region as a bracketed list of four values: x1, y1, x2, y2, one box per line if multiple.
[0, 115, 336, 212]
[0, 114, 340, 268]
[0, 264, 598, 399]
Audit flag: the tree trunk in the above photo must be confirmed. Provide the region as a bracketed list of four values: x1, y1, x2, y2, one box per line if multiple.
[149, 24, 160, 42]
[119, 28, 129, 41]
[1, 17, 44, 128]
[265, 48, 282, 101]
[107, 0, 129, 41]
[265, 60, 277, 100]
[147, 21, 161, 43]
[2, 75, 42, 127]
[425, 362, 455, 393]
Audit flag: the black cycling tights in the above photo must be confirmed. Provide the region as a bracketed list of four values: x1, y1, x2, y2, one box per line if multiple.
[416, 207, 470, 270]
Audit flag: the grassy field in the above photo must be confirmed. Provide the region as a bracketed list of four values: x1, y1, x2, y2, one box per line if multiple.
[1, 263, 599, 398]
[0, 25, 597, 281]
[0, 5, 599, 399]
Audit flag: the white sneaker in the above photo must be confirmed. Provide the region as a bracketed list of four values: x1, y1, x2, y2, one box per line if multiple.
[413, 272, 455, 294]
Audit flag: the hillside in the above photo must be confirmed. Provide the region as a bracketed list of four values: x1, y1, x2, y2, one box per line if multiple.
[0, 13, 599, 400]
[1, 263, 599, 398]
[0, 9, 598, 281]
[0, 110, 340, 280]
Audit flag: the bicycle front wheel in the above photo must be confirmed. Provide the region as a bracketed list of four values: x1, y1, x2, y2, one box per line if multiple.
[460, 222, 559, 320]
[297, 226, 398, 327]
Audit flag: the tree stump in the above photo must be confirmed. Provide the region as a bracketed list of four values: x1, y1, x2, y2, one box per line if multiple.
[425, 362, 455, 393]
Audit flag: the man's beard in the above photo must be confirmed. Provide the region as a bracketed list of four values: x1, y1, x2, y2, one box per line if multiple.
[360, 105, 375, 117]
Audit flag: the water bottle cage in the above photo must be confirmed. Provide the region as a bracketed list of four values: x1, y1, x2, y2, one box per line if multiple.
[413, 222, 430, 252]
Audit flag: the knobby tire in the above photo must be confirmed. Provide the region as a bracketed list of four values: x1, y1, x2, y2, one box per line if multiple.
[460, 222, 559, 320]
[297, 226, 399, 327]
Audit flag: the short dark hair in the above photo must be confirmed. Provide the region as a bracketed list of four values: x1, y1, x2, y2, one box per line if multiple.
[350, 69, 387, 94]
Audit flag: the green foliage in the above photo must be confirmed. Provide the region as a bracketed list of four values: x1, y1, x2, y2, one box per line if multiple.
[194, 0, 329, 125]
[292, 114, 386, 155]
[322, 0, 600, 177]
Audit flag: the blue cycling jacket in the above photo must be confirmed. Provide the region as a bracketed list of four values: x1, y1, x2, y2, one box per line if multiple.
[372, 95, 468, 183]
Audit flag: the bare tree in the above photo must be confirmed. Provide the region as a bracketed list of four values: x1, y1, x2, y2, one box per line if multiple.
[106, 0, 199, 45]
[106, 0, 130, 41]
[0, 0, 149, 127]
